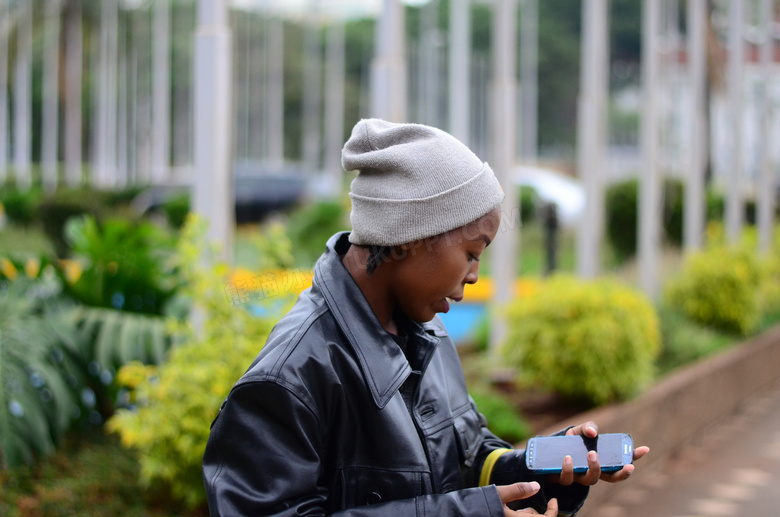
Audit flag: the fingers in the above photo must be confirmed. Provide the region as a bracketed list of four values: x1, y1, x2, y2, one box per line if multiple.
[577, 450, 601, 485]
[633, 445, 650, 461]
[565, 421, 598, 438]
[600, 464, 635, 483]
[558, 455, 574, 486]
[559, 450, 601, 486]
[496, 481, 541, 504]
[599, 446, 650, 483]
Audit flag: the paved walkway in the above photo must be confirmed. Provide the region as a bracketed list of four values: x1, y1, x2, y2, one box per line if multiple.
[581, 382, 780, 516]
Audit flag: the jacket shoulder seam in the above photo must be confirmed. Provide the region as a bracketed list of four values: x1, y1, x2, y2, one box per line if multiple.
[269, 302, 330, 374]
[234, 375, 321, 430]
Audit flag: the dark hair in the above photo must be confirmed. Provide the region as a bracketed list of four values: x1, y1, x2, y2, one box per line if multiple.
[366, 246, 392, 275]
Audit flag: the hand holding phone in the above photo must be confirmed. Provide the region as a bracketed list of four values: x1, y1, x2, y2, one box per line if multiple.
[525, 433, 634, 474]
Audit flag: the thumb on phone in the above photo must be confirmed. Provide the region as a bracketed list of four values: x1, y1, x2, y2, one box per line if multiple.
[496, 481, 541, 504]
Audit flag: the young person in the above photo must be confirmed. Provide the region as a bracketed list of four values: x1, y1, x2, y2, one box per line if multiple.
[203, 119, 648, 516]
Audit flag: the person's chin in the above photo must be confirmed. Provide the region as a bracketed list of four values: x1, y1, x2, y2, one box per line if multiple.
[407, 307, 437, 323]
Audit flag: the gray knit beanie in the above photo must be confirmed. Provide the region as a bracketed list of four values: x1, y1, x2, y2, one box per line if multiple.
[341, 118, 505, 246]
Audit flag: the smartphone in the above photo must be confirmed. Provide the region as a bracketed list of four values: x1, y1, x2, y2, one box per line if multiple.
[525, 433, 633, 474]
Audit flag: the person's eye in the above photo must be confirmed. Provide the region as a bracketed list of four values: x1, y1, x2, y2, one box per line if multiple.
[468, 254, 480, 263]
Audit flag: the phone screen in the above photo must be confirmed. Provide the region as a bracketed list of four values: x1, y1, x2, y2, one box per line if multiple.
[527, 433, 632, 471]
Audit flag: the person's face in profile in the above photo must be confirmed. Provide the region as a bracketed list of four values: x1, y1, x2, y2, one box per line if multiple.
[388, 208, 501, 323]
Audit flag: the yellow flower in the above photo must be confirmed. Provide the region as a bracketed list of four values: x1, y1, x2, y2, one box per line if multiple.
[463, 277, 541, 302]
[24, 257, 41, 279]
[59, 259, 82, 284]
[1, 257, 17, 280]
[228, 268, 314, 300]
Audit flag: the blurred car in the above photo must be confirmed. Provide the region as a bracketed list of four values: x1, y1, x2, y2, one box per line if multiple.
[133, 161, 307, 224]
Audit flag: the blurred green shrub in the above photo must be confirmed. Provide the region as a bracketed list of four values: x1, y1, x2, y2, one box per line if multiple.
[665, 245, 762, 335]
[108, 215, 292, 510]
[470, 388, 531, 444]
[605, 179, 638, 259]
[161, 193, 190, 230]
[605, 177, 694, 258]
[37, 188, 109, 257]
[0, 276, 87, 468]
[62, 215, 178, 315]
[502, 275, 660, 406]
[286, 199, 348, 266]
[519, 185, 537, 225]
[655, 304, 735, 375]
[0, 185, 42, 226]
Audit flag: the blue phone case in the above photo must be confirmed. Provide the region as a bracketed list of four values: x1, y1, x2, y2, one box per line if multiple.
[525, 433, 633, 474]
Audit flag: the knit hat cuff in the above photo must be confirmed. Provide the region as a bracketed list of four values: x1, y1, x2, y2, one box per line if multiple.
[348, 162, 505, 246]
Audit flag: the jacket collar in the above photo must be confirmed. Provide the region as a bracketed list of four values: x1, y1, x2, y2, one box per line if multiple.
[313, 232, 439, 409]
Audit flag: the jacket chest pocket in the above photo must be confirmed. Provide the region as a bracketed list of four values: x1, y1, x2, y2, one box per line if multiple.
[453, 406, 483, 469]
[335, 466, 430, 509]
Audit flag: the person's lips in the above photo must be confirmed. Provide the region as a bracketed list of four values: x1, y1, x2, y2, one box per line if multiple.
[441, 296, 463, 313]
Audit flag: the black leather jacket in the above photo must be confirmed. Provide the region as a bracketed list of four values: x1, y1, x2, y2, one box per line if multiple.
[203, 232, 588, 516]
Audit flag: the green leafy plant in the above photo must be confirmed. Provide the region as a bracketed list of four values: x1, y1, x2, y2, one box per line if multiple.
[0, 277, 86, 468]
[502, 275, 661, 406]
[62, 215, 178, 315]
[68, 307, 172, 372]
[108, 215, 293, 509]
[470, 388, 531, 444]
[285, 199, 348, 266]
[665, 246, 762, 335]
[37, 188, 110, 257]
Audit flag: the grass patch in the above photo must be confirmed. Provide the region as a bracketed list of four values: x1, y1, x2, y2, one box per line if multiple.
[0, 429, 205, 517]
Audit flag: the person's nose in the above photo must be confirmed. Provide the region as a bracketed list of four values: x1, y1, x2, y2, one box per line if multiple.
[465, 261, 479, 284]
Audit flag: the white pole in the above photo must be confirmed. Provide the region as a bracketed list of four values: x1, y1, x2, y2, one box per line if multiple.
[193, 0, 234, 261]
[152, 0, 171, 184]
[117, 11, 128, 187]
[64, 0, 83, 187]
[489, 0, 519, 354]
[757, 0, 775, 253]
[0, 0, 9, 183]
[725, 0, 744, 243]
[302, 5, 322, 172]
[324, 20, 345, 197]
[420, 0, 440, 127]
[266, 11, 284, 167]
[519, 0, 538, 164]
[576, 0, 609, 279]
[109, 0, 119, 187]
[638, 0, 661, 299]
[13, 2, 32, 191]
[371, 0, 407, 122]
[449, 0, 471, 145]
[684, 0, 707, 252]
[42, 0, 62, 193]
[95, 0, 119, 188]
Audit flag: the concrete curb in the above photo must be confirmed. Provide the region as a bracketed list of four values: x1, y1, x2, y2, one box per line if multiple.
[535, 323, 780, 514]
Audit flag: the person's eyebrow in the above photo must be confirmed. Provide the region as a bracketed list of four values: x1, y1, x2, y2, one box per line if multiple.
[470, 234, 491, 246]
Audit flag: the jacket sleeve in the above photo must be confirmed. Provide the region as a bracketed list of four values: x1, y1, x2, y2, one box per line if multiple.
[203, 380, 507, 517]
[470, 400, 590, 517]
